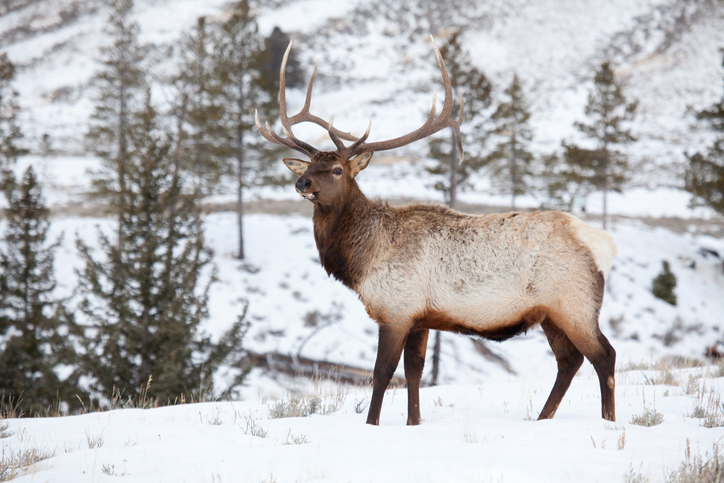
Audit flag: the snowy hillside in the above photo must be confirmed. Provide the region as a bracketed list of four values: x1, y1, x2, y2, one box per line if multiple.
[0, 0, 723, 390]
[2, 0, 724, 481]
[4, 0, 724, 173]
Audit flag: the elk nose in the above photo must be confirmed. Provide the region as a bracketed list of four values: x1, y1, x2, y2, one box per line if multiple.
[296, 178, 311, 192]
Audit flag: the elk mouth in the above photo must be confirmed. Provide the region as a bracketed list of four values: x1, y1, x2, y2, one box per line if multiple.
[298, 190, 318, 201]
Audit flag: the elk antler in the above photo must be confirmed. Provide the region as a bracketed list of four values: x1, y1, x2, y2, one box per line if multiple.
[255, 40, 360, 158]
[255, 36, 464, 163]
[342, 35, 464, 163]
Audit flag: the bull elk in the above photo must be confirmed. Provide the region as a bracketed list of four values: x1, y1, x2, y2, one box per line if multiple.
[256, 36, 617, 425]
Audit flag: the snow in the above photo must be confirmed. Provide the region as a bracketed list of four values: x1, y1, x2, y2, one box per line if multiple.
[3, 366, 724, 482]
[3, 0, 724, 481]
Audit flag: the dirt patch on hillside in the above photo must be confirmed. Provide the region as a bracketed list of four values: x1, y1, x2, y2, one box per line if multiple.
[41, 196, 724, 239]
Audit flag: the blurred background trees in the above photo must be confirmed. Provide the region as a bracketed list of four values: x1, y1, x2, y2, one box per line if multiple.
[686, 50, 724, 216]
[0, 167, 84, 415]
[485, 74, 535, 211]
[0, 53, 24, 175]
[77, 93, 246, 403]
[561, 62, 637, 229]
[425, 31, 492, 210]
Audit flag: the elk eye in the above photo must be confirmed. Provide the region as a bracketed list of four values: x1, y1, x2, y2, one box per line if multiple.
[332, 167, 343, 175]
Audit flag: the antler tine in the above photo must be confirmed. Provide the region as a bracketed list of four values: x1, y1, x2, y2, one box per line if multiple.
[344, 35, 465, 163]
[254, 109, 317, 158]
[343, 121, 372, 156]
[285, 56, 319, 127]
[327, 116, 347, 151]
[431, 36, 454, 119]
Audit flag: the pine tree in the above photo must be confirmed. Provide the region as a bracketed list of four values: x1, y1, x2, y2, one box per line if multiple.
[77, 94, 247, 404]
[425, 32, 492, 209]
[213, 0, 279, 260]
[0, 167, 84, 415]
[486, 74, 535, 210]
[172, 17, 228, 198]
[85, 0, 148, 218]
[0, 53, 25, 174]
[652, 260, 677, 306]
[685, 50, 724, 215]
[537, 152, 574, 211]
[563, 62, 637, 229]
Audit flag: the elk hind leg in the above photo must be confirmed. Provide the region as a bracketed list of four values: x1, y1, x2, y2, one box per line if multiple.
[366, 324, 408, 425]
[538, 317, 584, 420]
[404, 328, 429, 425]
[558, 322, 617, 422]
[587, 329, 616, 421]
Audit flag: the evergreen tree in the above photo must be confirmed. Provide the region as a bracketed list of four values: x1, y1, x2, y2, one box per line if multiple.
[425, 32, 492, 209]
[652, 260, 677, 306]
[213, 0, 279, 260]
[563, 62, 637, 229]
[77, 94, 247, 403]
[685, 50, 724, 215]
[85, 0, 148, 218]
[486, 74, 535, 210]
[0, 53, 25, 174]
[0, 167, 84, 415]
[258, 26, 303, 92]
[537, 152, 575, 211]
[172, 17, 227, 198]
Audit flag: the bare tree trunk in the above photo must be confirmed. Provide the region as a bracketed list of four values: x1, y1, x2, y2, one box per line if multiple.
[236, 81, 245, 260]
[237, 155, 244, 260]
[117, 82, 127, 252]
[448, 130, 458, 210]
[602, 147, 609, 230]
[510, 158, 516, 211]
[432, 130, 459, 385]
[431, 329, 441, 386]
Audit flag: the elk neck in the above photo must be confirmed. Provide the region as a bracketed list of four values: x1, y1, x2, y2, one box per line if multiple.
[311, 180, 382, 291]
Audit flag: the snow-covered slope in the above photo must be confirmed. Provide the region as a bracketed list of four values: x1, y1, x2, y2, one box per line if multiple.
[3, 0, 724, 388]
[26, 206, 721, 392]
[4, 0, 724, 175]
[3, 365, 724, 482]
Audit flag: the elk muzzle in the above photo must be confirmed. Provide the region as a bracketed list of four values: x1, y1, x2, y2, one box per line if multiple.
[295, 178, 311, 192]
[295, 177, 317, 201]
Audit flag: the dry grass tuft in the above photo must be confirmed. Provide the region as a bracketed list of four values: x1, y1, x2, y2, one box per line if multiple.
[631, 394, 664, 427]
[666, 439, 724, 483]
[0, 447, 56, 481]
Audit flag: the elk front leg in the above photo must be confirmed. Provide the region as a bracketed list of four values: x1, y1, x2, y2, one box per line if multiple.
[366, 324, 408, 425]
[404, 329, 429, 425]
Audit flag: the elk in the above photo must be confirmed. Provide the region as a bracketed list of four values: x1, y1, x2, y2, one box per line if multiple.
[256, 37, 617, 425]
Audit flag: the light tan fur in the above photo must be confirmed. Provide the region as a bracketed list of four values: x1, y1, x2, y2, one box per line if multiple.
[357, 208, 615, 339]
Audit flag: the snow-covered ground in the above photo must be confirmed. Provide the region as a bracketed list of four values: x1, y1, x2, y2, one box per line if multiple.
[3, 0, 724, 481]
[3, 363, 724, 482]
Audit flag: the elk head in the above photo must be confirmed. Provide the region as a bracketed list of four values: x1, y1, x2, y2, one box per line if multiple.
[255, 35, 464, 207]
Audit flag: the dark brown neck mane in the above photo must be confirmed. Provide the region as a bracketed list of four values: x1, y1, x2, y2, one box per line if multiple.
[312, 181, 382, 290]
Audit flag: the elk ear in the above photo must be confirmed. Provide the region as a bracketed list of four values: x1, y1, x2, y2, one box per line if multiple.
[283, 158, 311, 176]
[350, 151, 373, 177]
